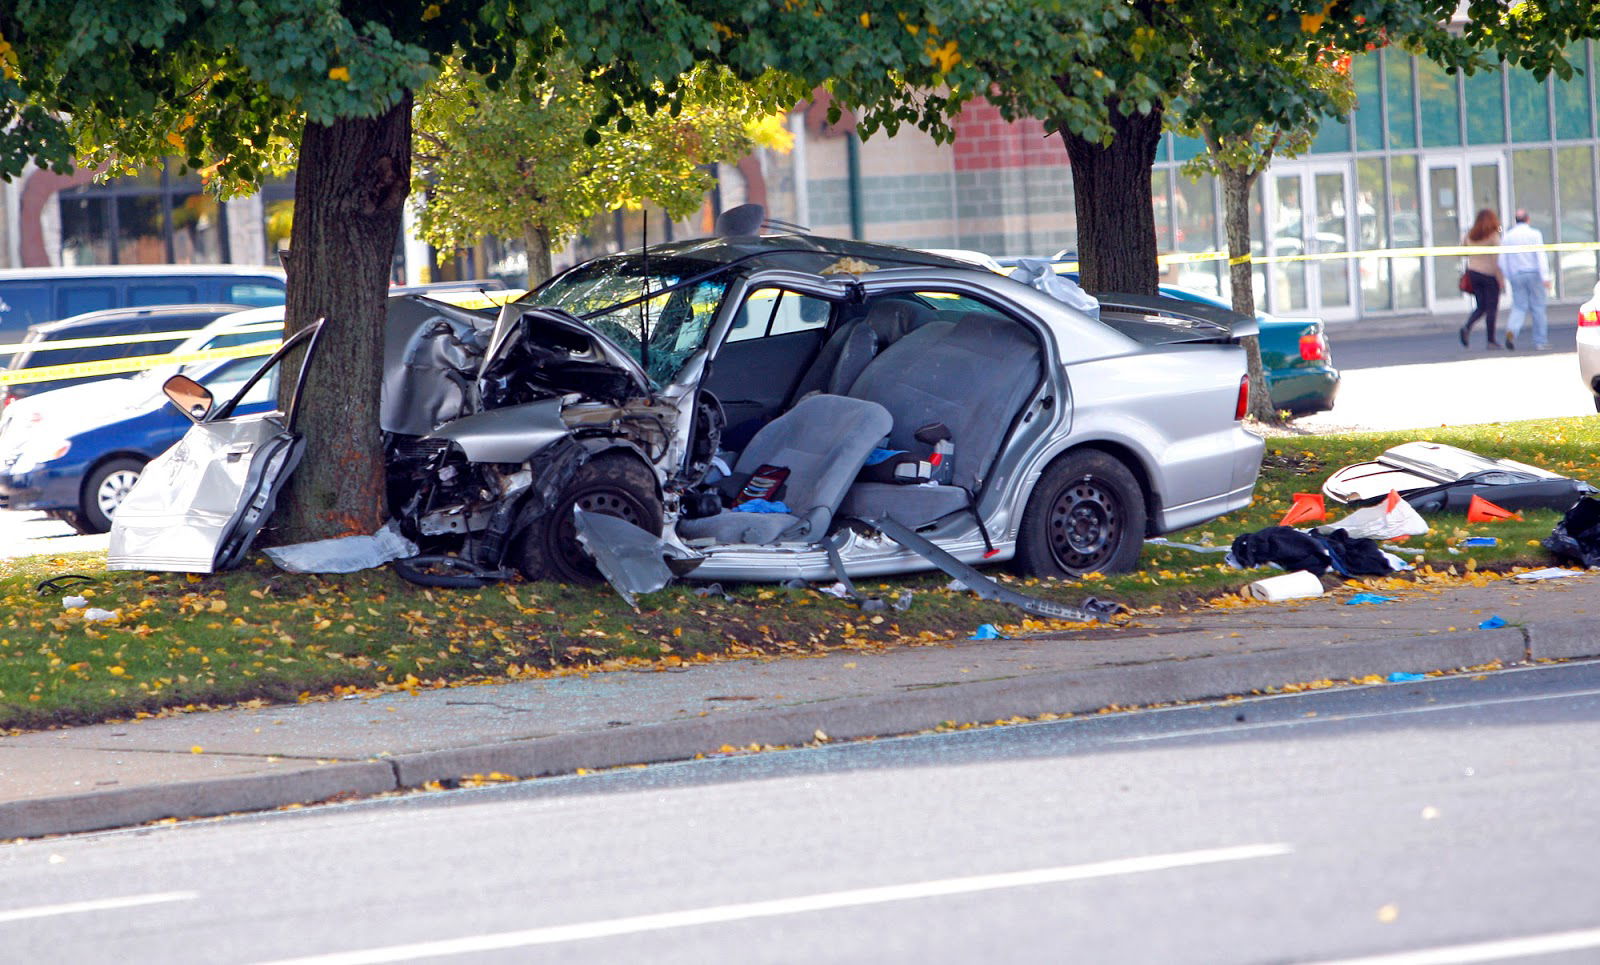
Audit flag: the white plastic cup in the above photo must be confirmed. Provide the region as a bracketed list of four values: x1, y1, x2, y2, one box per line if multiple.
[1247, 570, 1325, 602]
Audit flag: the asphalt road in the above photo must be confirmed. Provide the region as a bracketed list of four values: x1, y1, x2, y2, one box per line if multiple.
[1326, 317, 1581, 372]
[1294, 315, 1593, 432]
[5, 661, 1598, 964]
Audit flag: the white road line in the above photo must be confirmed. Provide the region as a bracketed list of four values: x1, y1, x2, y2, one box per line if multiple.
[0, 891, 198, 925]
[261, 843, 1292, 964]
[1108, 686, 1600, 746]
[1307, 925, 1600, 964]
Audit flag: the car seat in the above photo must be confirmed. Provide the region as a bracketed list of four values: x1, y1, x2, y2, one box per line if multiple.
[839, 311, 1042, 526]
[677, 393, 893, 545]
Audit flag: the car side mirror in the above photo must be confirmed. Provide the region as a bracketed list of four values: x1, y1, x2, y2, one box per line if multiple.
[164, 374, 214, 423]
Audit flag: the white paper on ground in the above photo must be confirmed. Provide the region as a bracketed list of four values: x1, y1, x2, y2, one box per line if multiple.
[1247, 569, 1325, 602]
[1515, 567, 1584, 581]
[1318, 496, 1429, 542]
[262, 520, 420, 574]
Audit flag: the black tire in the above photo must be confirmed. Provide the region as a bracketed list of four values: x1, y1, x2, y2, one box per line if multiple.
[1592, 394, 1600, 413]
[46, 509, 96, 535]
[1014, 449, 1147, 578]
[80, 457, 146, 534]
[516, 452, 662, 583]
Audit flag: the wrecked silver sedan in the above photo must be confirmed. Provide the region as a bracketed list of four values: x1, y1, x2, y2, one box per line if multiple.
[111, 221, 1264, 600]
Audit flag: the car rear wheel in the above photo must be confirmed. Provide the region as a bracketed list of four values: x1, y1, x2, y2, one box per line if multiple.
[1014, 450, 1147, 578]
[516, 452, 662, 584]
[81, 458, 145, 534]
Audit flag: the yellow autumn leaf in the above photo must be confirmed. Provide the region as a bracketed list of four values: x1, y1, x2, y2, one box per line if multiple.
[925, 38, 961, 72]
[165, 131, 186, 150]
[859, 12, 870, 27]
[328, 66, 350, 82]
[421, 3, 442, 20]
[108, 665, 126, 676]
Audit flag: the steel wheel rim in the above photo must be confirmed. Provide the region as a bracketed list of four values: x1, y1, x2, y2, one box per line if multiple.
[1046, 475, 1122, 572]
[96, 469, 141, 519]
[554, 488, 649, 574]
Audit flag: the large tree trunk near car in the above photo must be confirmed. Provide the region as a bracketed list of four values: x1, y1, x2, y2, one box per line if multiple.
[524, 224, 554, 289]
[273, 94, 412, 544]
[1220, 164, 1278, 423]
[1060, 99, 1163, 296]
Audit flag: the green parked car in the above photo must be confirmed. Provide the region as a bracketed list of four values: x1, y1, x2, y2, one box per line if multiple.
[1157, 287, 1339, 416]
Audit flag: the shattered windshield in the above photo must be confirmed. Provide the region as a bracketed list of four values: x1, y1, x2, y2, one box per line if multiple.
[529, 255, 732, 385]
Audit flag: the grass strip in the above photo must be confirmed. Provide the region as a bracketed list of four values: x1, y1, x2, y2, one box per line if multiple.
[1, 415, 1594, 731]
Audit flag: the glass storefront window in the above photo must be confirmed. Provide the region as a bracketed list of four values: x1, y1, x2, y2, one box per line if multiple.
[171, 193, 225, 264]
[1508, 69, 1552, 143]
[1314, 171, 1351, 309]
[1356, 158, 1391, 311]
[1152, 169, 1173, 253]
[1554, 43, 1593, 140]
[58, 196, 111, 265]
[1390, 155, 1424, 309]
[1556, 145, 1596, 297]
[1465, 69, 1505, 144]
[1174, 173, 1219, 295]
[1353, 55, 1383, 151]
[1416, 58, 1461, 147]
[1272, 174, 1307, 311]
[115, 195, 166, 263]
[1308, 115, 1351, 154]
[1386, 53, 1417, 149]
[1511, 149, 1555, 231]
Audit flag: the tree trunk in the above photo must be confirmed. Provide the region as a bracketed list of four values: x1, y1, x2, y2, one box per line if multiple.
[273, 93, 413, 544]
[1220, 164, 1278, 423]
[524, 224, 553, 289]
[1060, 100, 1164, 295]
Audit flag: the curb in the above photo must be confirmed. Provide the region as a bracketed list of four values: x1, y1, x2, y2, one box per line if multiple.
[2, 621, 1588, 840]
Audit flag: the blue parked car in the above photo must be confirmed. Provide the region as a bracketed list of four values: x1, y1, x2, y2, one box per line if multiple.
[0, 309, 282, 532]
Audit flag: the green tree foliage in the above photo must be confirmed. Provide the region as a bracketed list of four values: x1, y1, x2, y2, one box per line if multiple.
[1172, 46, 1358, 422]
[0, 0, 1127, 541]
[412, 55, 793, 287]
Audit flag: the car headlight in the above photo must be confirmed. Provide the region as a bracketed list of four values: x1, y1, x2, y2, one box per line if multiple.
[7, 439, 71, 475]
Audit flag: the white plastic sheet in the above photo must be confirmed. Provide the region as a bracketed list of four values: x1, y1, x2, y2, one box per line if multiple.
[1318, 494, 1429, 542]
[262, 520, 419, 574]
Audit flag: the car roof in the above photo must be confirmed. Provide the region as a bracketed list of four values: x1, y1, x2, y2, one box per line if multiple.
[28, 303, 258, 335]
[0, 265, 286, 281]
[540, 232, 976, 291]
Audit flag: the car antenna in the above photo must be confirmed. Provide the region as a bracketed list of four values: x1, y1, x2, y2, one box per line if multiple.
[639, 210, 649, 377]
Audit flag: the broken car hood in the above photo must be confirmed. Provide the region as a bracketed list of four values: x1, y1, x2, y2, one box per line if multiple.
[1324, 441, 1595, 511]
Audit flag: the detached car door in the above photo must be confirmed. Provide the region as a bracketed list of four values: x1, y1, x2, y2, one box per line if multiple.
[108, 322, 324, 573]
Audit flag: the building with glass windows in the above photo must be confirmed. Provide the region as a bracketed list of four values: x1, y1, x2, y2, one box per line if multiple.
[747, 44, 1600, 325]
[4, 44, 1595, 325]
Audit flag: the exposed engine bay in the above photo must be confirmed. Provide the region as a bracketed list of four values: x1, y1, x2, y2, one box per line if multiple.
[378, 297, 710, 587]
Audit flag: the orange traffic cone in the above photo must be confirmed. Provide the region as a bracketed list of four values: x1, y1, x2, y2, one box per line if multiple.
[1466, 495, 1522, 523]
[1280, 491, 1326, 526]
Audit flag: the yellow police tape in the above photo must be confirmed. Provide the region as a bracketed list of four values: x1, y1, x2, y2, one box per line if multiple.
[0, 321, 283, 358]
[0, 341, 281, 388]
[1053, 239, 1600, 273]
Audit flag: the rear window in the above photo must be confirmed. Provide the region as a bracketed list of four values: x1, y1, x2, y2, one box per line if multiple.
[0, 286, 50, 331]
[58, 286, 115, 318]
[128, 283, 199, 306]
[225, 281, 286, 306]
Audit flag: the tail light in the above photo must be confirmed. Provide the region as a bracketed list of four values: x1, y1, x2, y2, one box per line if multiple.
[0, 390, 14, 411]
[1579, 309, 1600, 327]
[1298, 332, 1328, 361]
[1234, 375, 1249, 420]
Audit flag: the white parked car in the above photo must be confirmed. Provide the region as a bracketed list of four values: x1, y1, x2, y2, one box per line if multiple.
[1579, 280, 1600, 411]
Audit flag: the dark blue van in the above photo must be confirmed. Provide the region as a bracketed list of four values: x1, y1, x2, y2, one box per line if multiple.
[0, 265, 285, 336]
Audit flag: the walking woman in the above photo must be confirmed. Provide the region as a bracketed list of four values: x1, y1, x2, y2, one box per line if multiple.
[1460, 208, 1504, 348]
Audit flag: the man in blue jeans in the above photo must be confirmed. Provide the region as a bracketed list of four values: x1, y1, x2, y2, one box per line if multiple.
[1497, 209, 1552, 350]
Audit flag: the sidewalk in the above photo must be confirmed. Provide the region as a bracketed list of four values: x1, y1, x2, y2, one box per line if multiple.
[5, 568, 1598, 839]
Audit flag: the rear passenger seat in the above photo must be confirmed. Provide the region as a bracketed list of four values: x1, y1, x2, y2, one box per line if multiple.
[788, 299, 930, 402]
[837, 311, 1043, 526]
